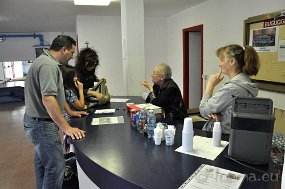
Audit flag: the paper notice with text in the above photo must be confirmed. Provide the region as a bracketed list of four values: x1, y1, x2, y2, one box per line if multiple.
[179, 164, 245, 189]
[92, 116, 124, 125]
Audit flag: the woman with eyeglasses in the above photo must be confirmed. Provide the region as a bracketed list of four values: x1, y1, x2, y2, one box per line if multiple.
[199, 44, 260, 134]
[75, 47, 106, 103]
[141, 63, 187, 124]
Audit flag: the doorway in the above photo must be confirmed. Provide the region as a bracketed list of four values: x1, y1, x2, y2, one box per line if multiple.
[183, 24, 203, 112]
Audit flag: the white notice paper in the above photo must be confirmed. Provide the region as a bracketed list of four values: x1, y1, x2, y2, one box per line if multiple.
[175, 136, 228, 160]
[179, 164, 245, 189]
[92, 116, 124, 125]
[249, 27, 279, 52]
[94, 109, 116, 114]
[110, 98, 130, 103]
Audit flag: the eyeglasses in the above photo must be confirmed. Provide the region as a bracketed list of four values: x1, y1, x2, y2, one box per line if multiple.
[152, 71, 164, 76]
[86, 60, 99, 68]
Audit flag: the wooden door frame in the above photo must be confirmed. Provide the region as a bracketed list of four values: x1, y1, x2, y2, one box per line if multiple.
[182, 24, 203, 109]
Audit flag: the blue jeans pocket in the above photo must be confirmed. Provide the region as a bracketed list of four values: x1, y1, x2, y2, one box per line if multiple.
[24, 114, 61, 145]
[41, 122, 61, 145]
[24, 116, 39, 144]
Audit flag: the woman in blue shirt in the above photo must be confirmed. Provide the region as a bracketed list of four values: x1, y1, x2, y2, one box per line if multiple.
[61, 65, 86, 121]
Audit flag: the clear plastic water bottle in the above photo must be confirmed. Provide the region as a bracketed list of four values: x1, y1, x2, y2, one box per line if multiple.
[147, 110, 156, 139]
[212, 122, 222, 147]
[138, 108, 147, 134]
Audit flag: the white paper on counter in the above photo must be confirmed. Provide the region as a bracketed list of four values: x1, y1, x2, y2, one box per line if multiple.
[92, 116, 124, 125]
[94, 109, 115, 114]
[175, 136, 228, 160]
[178, 164, 245, 189]
[110, 98, 130, 102]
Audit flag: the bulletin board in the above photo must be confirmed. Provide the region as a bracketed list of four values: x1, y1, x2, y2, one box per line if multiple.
[244, 9, 285, 93]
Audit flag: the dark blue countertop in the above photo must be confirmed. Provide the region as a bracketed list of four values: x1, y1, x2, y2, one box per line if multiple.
[71, 96, 275, 189]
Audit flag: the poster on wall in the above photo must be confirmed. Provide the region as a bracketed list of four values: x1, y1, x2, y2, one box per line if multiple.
[249, 26, 279, 52]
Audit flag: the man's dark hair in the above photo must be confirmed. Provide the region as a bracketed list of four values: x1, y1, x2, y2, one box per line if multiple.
[50, 35, 76, 51]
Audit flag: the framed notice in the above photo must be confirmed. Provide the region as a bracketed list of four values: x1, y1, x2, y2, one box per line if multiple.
[244, 9, 285, 93]
[250, 27, 279, 52]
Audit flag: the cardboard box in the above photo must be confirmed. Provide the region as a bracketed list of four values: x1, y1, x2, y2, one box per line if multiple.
[126, 103, 163, 115]
[127, 105, 141, 112]
[135, 103, 163, 114]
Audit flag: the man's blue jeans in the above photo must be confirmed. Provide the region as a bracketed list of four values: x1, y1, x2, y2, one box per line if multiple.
[24, 114, 65, 189]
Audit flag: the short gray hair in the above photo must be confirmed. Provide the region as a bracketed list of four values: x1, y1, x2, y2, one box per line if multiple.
[156, 63, 172, 79]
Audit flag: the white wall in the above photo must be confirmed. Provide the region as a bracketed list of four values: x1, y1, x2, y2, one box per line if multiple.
[1, 1, 283, 108]
[0, 32, 77, 84]
[144, 17, 168, 89]
[76, 16, 124, 95]
[0, 34, 46, 62]
[0, 32, 77, 65]
[76, 16, 167, 96]
[166, 0, 285, 109]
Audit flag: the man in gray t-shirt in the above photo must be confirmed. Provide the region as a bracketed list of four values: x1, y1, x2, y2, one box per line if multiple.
[24, 35, 86, 189]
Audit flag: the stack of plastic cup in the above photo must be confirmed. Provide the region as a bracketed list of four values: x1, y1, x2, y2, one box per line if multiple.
[182, 118, 194, 152]
[153, 127, 163, 145]
[156, 122, 167, 141]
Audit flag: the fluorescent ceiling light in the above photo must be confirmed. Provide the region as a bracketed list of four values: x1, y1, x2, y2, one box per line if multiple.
[74, 0, 111, 6]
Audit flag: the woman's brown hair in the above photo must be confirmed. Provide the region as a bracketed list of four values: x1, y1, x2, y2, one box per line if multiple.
[216, 44, 260, 76]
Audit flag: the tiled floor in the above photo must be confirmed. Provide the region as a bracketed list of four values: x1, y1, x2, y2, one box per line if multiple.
[0, 101, 36, 189]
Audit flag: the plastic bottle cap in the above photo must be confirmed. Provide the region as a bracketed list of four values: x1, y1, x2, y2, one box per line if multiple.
[213, 122, 221, 132]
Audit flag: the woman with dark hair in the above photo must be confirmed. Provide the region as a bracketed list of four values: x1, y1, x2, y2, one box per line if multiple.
[61, 65, 86, 121]
[199, 44, 260, 134]
[75, 47, 106, 103]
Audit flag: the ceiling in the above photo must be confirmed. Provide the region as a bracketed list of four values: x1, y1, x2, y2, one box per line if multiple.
[0, 0, 207, 33]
